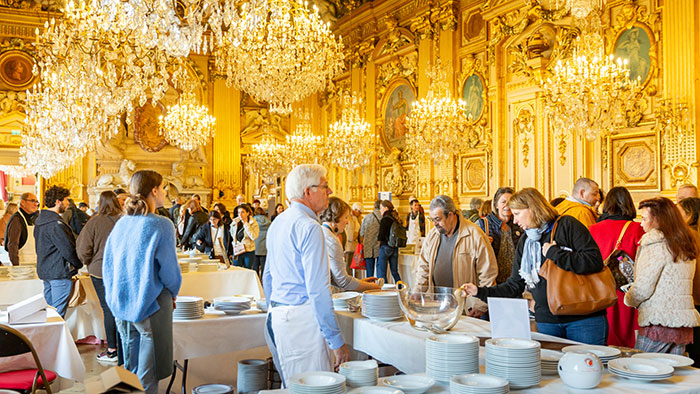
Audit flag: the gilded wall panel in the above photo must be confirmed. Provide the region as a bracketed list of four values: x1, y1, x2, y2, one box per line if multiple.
[458, 153, 487, 196]
[610, 133, 659, 191]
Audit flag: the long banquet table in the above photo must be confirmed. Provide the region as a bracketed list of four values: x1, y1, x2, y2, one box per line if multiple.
[262, 311, 700, 394]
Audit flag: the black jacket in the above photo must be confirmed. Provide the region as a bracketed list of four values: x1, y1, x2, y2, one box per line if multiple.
[477, 212, 523, 259]
[34, 210, 83, 280]
[378, 211, 397, 247]
[193, 223, 232, 257]
[169, 203, 181, 224]
[405, 211, 426, 237]
[181, 210, 208, 249]
[68, 206, 90, 235]
[475, 215, 605, 324]
[156, 206, 171, 220]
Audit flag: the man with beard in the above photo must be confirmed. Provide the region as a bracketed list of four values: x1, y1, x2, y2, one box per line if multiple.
[413, 195, 497, 317]
[35, 185, 83, 317]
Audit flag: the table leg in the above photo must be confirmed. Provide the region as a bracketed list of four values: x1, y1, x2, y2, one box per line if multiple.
[166, 359, 189, 394]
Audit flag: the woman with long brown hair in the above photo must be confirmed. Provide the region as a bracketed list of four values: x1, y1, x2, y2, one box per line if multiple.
[625, 197, 700, 354]
[76, 191, 123, 363]
[102, 170, 181, 394]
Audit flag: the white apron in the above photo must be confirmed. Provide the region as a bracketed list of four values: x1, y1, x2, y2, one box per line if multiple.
[407, 214, 421, 244]
[18, 213, 36, 265]
[270, 302, 333, 386]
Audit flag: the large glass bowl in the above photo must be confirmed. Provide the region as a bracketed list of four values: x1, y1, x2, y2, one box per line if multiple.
[397, 282, 465, 332]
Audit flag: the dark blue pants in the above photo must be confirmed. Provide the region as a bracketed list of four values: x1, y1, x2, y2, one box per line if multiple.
[236, 251, 256, 269]
[377, 245, 401, 283]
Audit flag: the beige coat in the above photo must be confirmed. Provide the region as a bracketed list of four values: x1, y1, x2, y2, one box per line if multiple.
[624, 229, 700, 328]
[414, 212, 498, 312]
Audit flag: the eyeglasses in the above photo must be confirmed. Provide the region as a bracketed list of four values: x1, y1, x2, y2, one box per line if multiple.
[22, 199, 38, 204]
[310, 184, 330, 190]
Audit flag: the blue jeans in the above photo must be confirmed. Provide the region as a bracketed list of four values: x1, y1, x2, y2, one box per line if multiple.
[235, 251, 255, 269]
[364, 258, 376, 278]
[536, 315, 608, 345]
[116, 290, 173, 394]
[42, 279, 72, 318]
[91, 276, 118, 350]
[377, 245, 401, 283]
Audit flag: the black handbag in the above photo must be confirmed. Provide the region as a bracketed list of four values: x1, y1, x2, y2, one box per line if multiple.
[604, 221, 635, 288]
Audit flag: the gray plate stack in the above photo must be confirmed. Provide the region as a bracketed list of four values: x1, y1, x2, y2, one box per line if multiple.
[237, 359, 268, 393]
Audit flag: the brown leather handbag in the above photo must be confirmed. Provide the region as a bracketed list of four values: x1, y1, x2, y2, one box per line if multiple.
[538, 218, 618, 316]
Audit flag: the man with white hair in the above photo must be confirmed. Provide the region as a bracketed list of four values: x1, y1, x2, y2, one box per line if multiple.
[676, 184, 698, 203]
[263, 164, 350, 384]
[344, 202, 363, 272]
[556, 177, 600, 228]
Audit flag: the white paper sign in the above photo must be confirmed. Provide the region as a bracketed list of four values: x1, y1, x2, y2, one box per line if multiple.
[487, 297, 531, 340]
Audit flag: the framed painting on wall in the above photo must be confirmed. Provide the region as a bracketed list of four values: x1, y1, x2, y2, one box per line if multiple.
[461, 73, 485, 122]
[381, 80, 416, 151]
[613, 26, 653, 86]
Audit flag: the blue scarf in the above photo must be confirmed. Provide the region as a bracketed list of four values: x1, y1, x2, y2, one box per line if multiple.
[519, 223, 548, 289]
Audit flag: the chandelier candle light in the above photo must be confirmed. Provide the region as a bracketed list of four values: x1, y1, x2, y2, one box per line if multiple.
[285, 111, 323, 168]
[325, 91, 373, 170]
[247, 132, 288, 180]
[406, 59, 468, 164]
[159, 91, 216, 151]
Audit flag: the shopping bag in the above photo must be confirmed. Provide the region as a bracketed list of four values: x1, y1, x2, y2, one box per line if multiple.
[351, 243, 365, 270]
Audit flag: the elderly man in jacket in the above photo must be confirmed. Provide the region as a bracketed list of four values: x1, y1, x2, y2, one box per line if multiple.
[414, 195, 497, 317]
[556, 177, 600, 228]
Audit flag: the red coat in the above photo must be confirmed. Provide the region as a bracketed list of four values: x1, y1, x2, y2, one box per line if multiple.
[589, 218, 645, 348]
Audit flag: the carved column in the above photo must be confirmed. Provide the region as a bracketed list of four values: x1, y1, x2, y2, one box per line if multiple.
[212, 80, 242, 196]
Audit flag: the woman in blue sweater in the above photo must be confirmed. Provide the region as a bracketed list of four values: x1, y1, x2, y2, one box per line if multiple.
[102, 170, 181, 394]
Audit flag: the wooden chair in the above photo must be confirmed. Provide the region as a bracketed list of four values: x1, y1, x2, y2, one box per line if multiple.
[0, 324, 56, 394]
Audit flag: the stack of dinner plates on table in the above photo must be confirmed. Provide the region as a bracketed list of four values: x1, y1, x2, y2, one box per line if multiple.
[339, 360, 378, 387]
[540, 349, 563, 375]
[562, 345, 621, 365]
[631, 352, 694, 368]
[237, 359, 268, 392]
[361, 290, 402, 321]
[378, 375, 434, 394]
[9, 266, 34, 280]
[608, 357, 674, 382]
[426, 335, 479, 382]
[333, 292, 361, 311]
[0, 266, 9, 279]
[179, 261, 190, 274]
[213, 296, 251, 315]
[173, 296, 204, 320]
[197, 263, 218, 272]
[450, 374, 510, 394]
[485, 338, 541, 389]
[288, 372, 346, 394]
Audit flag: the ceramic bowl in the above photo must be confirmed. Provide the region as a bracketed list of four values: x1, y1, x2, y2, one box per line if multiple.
[558, 351, 603, 389]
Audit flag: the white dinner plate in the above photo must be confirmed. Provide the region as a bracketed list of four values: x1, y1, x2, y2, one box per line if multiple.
[485, 338, 540, 350]
[608, 357, 674, 376]
[562, 345, 620, 359]
[631, 352, 694, 368]
[379, 376, 434, 394]
[347, 387, 403, 394]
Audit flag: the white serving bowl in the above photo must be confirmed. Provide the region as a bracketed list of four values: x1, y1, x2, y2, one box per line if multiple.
[558, 351, 603, 389]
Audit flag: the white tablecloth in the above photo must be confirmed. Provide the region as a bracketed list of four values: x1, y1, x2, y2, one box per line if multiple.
[178, 267, 263, 300]
[263, 312, 700, 393]
[0, 277, 43, 306]
[0, 309, 85, 381]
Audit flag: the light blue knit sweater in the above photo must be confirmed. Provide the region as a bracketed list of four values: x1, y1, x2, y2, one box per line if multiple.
[103, 213, 182, 322]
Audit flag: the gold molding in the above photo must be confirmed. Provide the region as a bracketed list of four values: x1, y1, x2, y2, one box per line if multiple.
[375, 52, 417, 110]
[458, 54, 489, 126]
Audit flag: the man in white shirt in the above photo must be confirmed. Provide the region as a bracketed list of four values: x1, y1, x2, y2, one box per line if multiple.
[263, 164, 350, 385]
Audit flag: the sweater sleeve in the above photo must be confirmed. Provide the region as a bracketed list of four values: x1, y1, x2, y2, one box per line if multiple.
[476, 239, 526, 301]
[156, 220, 182, 298]
[544, 216, 604, 275]
[244, 219, 259, 241]
[624, 241, 667, 308]
[75, 220, 94, 266]
[54, 221, 83, 270]
[378, 216, 392, 244]
[327, 230, 361, 290]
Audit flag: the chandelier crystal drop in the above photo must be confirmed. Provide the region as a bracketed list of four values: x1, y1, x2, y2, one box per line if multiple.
[214, 0, 345, 115]
[405, 59, 468, 164]
[542, 15, 641, 142]
[325, 91, 373, 171]
[284, 111, 323, 168]
[247, 132, 288, 180]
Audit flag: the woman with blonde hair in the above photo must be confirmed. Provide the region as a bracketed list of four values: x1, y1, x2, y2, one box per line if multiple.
[320, 197, 381, 292]
[625, 197, 700, 354]
[463, 188, 608, 344]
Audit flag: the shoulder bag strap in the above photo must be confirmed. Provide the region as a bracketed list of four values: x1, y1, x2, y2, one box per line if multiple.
[604, 221, 632, 262]
[549, 216, 563, 243]
[483, 218, 489, 240]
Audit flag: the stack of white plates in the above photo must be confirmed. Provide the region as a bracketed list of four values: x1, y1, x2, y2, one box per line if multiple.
[348, 388, 404, 394]
[362, 290, 402, 321]
[197, 263, 218, 272]
[608, 357, 674, 382]
[237, 359, 268, 392]
[379, 375, 434, 394]
[9, 266, 34, 280]
[173, 296, 204, 320]
[333, 292, 361, 311]
[426, 335, 479, 382]
[288, 371, 346, 394]
[213, 296, 251, 315]
[540, 349, 563, 375]
[177, 252, 190, 259]
[485, 338, 541, 389]
[631, 352, 694, 368]
[179, 262, 190, 274]
[339, 360, 378, 387]
[450, 374, 509, 394]
[562, 345, 620, 364]
[0, 266, 9, 278]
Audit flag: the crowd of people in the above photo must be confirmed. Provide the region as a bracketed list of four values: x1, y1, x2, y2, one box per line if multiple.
[7, 163, 700, 392]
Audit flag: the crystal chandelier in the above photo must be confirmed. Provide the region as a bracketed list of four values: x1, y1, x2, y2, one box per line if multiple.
[159, 91, 216, 151]
[214, 0, 345, 115]
[551, 0, 604, 19]
[542, 15, 641, 141]
[405, 59, 468, 164]
[325, 91, 373, 170]
[655, 99, 696, 187]
[284, 111, 322, 168]
[247, 132, 288, 180]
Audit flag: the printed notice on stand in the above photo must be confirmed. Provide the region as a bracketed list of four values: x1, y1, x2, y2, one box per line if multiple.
[487, 297, 531, 340]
